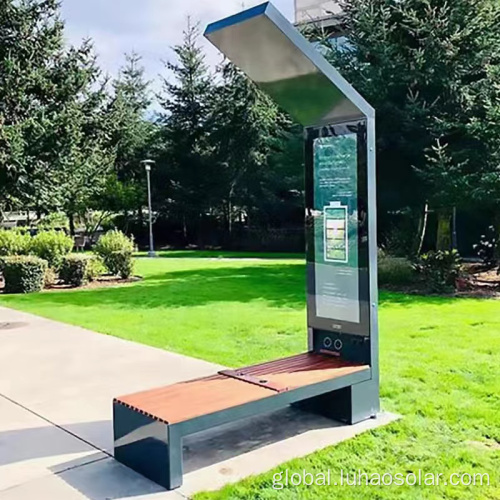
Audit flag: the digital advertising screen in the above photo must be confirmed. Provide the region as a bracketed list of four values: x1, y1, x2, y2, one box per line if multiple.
[313, 133, 360, 324]
[306, 122, 370, 336]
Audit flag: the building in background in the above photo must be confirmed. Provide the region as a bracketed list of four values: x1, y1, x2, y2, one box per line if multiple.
[295, 0, 344, 33]
[295, 0, 347, 48]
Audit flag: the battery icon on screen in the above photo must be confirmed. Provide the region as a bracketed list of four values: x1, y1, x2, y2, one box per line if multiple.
[324, 202, 348, 263]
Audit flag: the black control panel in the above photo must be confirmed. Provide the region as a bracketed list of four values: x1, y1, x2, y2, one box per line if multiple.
[313, 330, 370, 364]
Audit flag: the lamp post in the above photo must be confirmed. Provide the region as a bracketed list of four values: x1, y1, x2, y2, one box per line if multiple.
[141, 159, 156, 258]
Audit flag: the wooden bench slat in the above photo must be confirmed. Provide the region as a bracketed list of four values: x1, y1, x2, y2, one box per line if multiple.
[115, 374, 275, 424]
[114, 353, 369, 425]
[219, 353, 368, 391]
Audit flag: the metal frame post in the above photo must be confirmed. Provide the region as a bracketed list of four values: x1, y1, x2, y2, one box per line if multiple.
[142, 159, 157, 258]
[205, 2, 380, 424]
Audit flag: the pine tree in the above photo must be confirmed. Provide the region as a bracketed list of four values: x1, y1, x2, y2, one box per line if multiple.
[208, 63, 290, 235]
[27, 39, 115, 234]
[318, 0, 500, 251]
[111, 52, 153, 182]
[103, 53, 155, 220]
[157, 19, 215, 242]
[0, 0, 116, 232]
[0, 0, 65, 211]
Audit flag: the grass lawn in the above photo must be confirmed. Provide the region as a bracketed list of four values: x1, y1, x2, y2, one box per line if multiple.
[1, 253, 499, 499]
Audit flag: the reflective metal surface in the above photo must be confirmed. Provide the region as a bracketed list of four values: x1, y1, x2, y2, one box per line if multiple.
[205, 2, 373, 126]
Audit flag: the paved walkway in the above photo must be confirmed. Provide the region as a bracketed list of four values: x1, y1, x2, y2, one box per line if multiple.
[0, 306, 397, 499]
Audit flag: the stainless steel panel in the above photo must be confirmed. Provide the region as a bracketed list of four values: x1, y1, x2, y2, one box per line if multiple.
[205, 2, 373, 126]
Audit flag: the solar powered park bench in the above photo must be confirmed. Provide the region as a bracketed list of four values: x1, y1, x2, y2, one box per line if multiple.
[113, 2, 380, 491]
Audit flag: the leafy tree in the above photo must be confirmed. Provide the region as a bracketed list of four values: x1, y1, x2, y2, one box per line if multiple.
[317, 0, 500, 251]
[51, 71, 115, 235]
[29, 39, 115, 234]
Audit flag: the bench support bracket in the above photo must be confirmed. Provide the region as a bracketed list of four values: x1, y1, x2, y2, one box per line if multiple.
[113, 402, 183, 490]
[293, 379, 379, 425]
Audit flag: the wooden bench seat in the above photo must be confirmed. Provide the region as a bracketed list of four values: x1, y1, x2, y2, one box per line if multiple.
[116, 374, 274, 425]
[113, 352, 370, 490]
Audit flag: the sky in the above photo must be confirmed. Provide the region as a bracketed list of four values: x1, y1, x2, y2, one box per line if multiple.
[60, 0, 295, 89]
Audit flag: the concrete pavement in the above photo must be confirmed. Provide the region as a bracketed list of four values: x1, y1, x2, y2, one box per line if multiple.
[0, 306, 398, 499]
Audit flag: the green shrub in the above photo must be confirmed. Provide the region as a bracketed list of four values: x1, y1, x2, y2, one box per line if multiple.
[44, 267, 58, 288]
[60, 255, 106, 286]
[94, 230, 135, 278]
[29, 230, 73, 269]
[86, 256, 106, 282]
[110, 251, 134, 279]
[0, 229, 31, 256]
[60, 255, 90, 287]
[378, 255, 415, 286]
[414, 250, 462, 293]
[473, 225, 497, 269]
[382, 220, 419, 257]
[1, 256, 48, 294]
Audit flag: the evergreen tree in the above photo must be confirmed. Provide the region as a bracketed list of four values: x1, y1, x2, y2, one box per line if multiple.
[261, 125, 305, 229]
[0, 0, 116, 232]
[105, 53, 155, 219]
[0, 0, 65, 212]
[49, 51, 115, 234]
[156, 19, 215, 242]
[110, 52, 154, 183]
[318, 0, 500, 251]
[208, 63, 293, 235]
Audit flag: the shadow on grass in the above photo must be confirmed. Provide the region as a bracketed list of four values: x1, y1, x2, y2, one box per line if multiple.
[137, 250, 305, 260]
[379, 290, 470, 308]
[0, 261, 463, 312]
[1, 263, 307, 310]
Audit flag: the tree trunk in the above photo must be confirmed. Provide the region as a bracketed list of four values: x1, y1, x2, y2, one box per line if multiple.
[493, 211, 500, 262]
[416, 203, 429, 256]
[451, 206, 458, 250]
[436, 209, 452, 251]
[138, 206, 143, 224]
[228, 199, 233, 235]
[68, 213, 75, 236]
[197, 212, 204, 248]
[182, 214, 188, 243]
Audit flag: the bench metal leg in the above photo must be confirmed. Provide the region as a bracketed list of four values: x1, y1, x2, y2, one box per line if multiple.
[113, 402, 184, 490]
[166, 425, 183, 489]
[293, 379, 379, 425]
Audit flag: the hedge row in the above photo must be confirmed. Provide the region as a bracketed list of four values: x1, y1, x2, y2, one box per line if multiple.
[59, 255, 105, 287]
[0, 229, 73, 268]
[0, 229, 135, 293]
[0, 256, 48, 294]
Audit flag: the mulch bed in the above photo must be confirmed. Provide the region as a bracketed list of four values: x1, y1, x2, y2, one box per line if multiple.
[456, 265, 500, 299]
[383, 264, 500, 299]
[46, 275, 143, 292]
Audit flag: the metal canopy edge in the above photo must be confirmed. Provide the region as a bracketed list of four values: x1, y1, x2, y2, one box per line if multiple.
[204, 2, 374, 127]
[204, 3, 269, 36]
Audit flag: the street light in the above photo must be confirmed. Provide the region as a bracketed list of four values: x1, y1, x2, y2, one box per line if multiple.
[141, 159, 156, 258]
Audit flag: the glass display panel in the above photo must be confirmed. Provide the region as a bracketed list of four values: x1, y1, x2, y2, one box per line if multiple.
[313, 134, 360, 324]
[306, 121, 370, 336]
